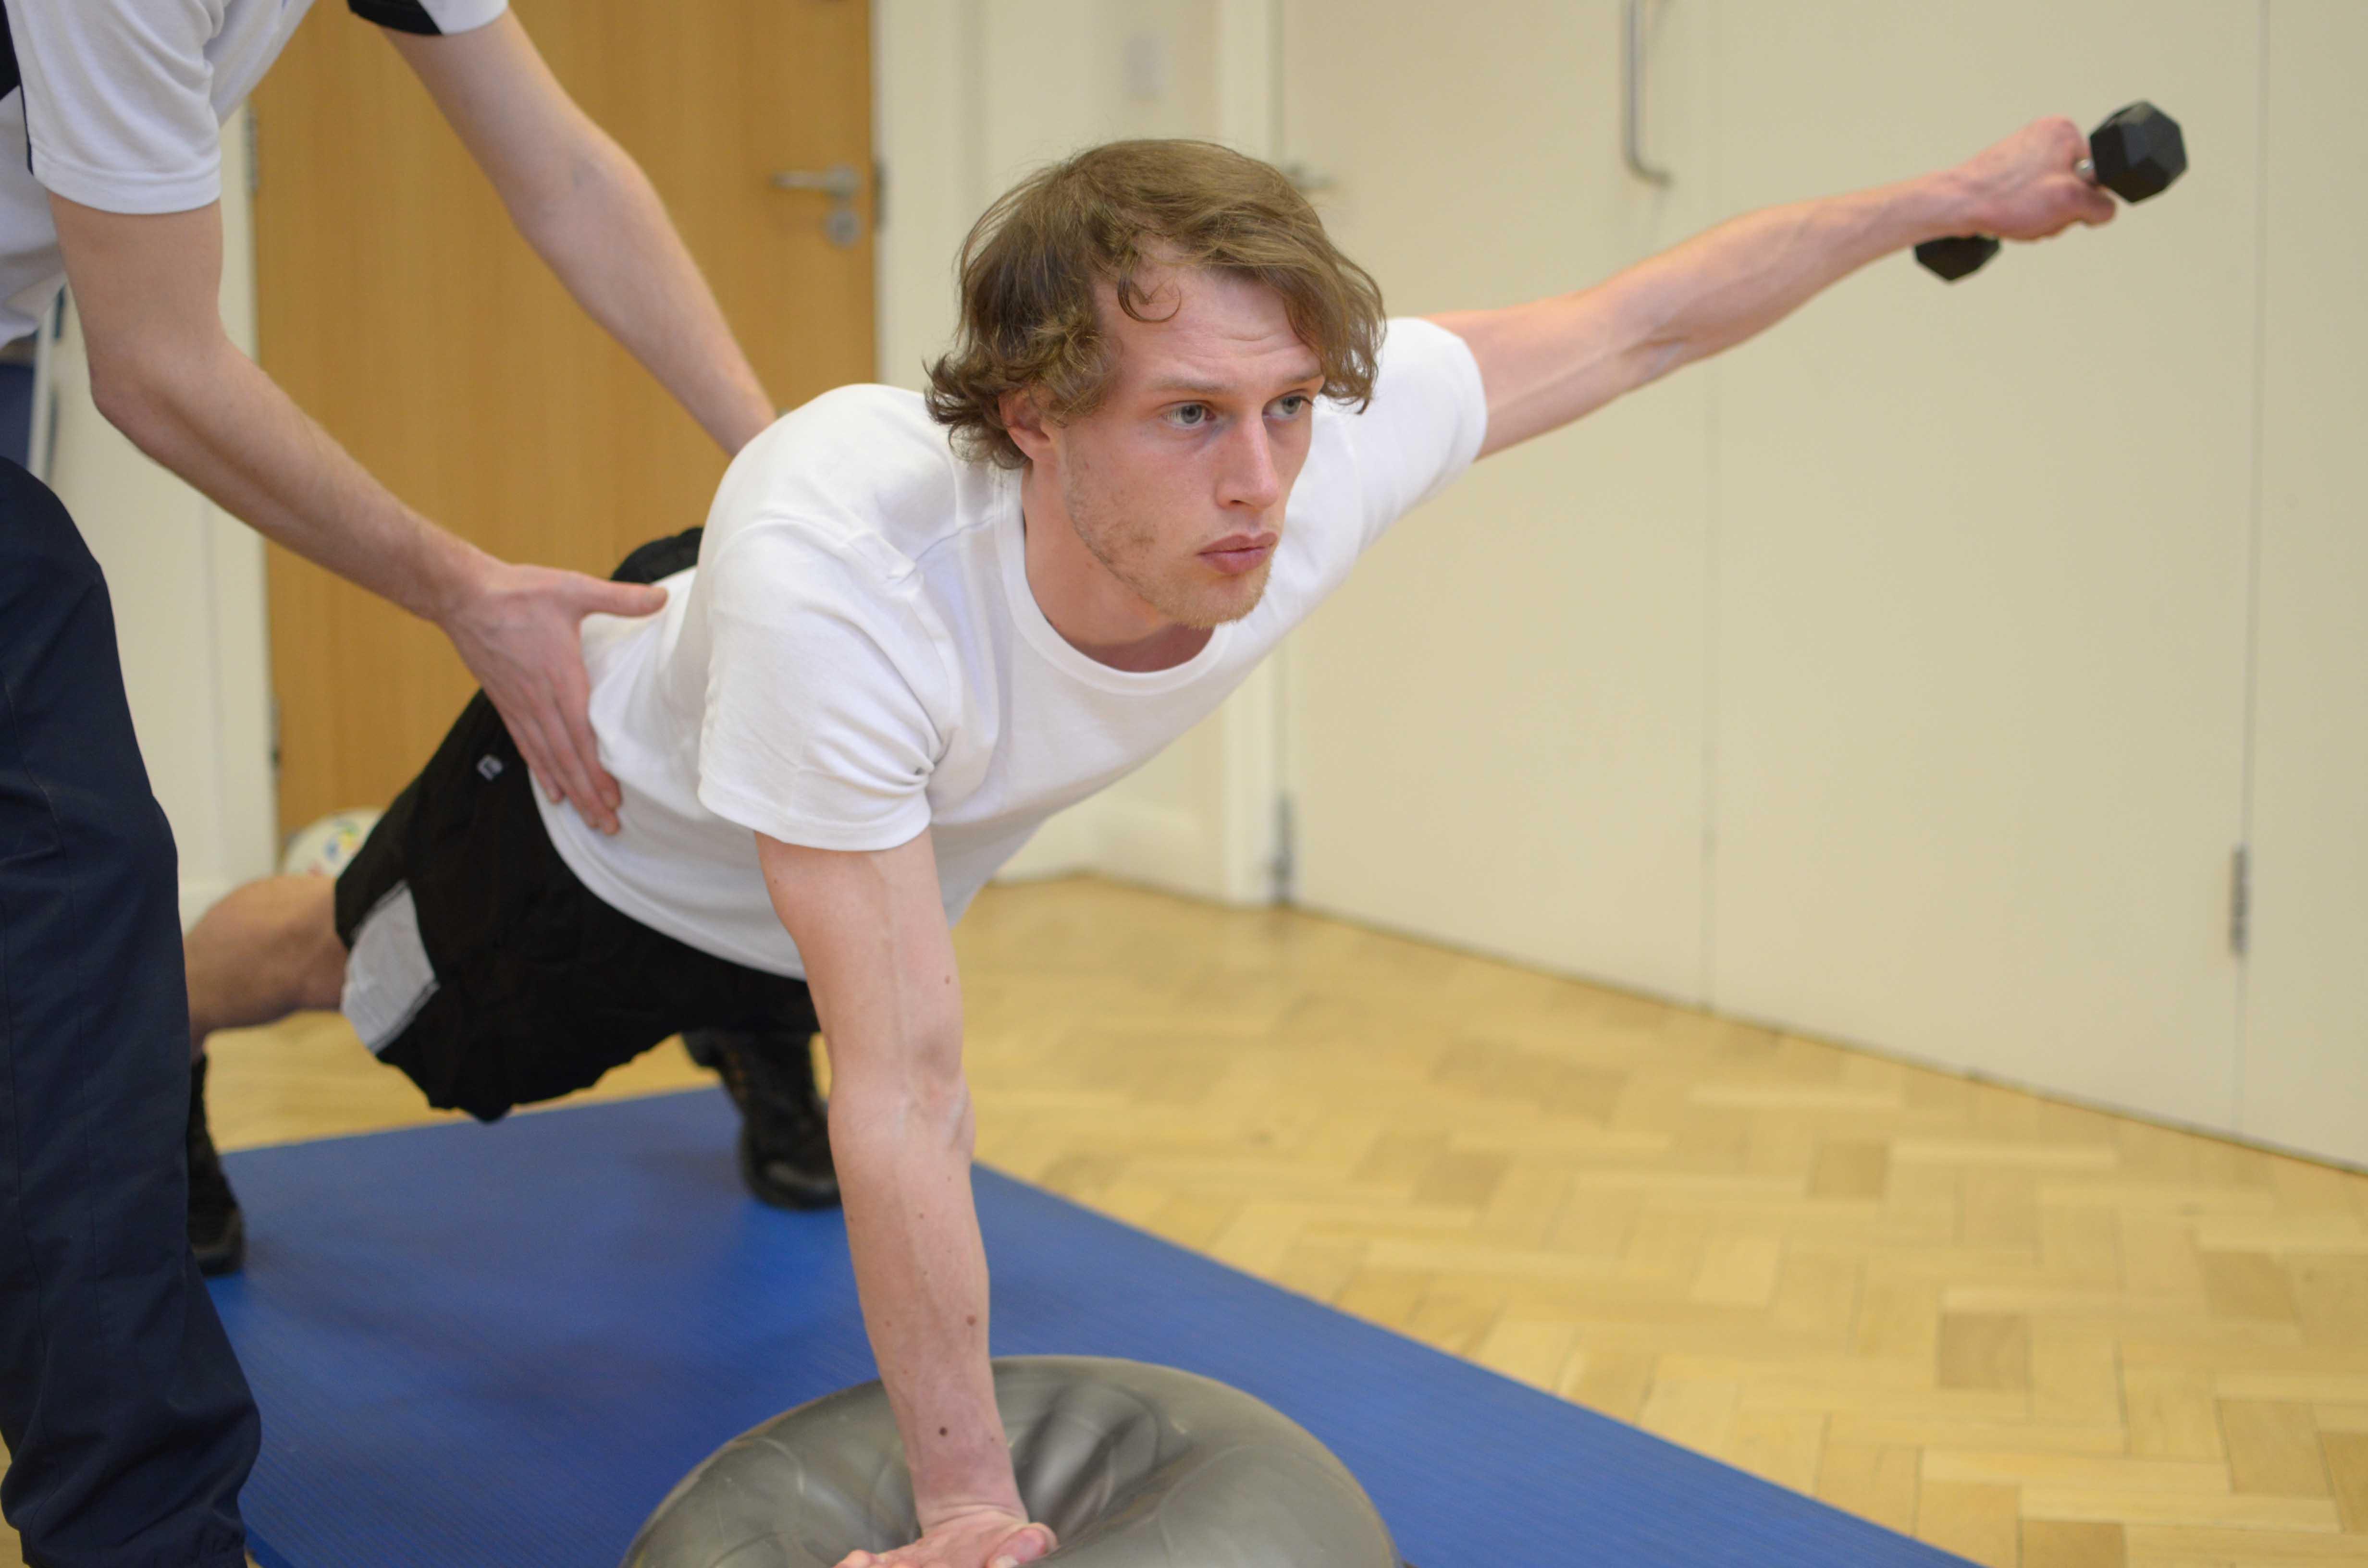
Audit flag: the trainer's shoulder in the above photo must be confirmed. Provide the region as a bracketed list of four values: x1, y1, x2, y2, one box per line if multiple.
[714, 384, 983, 570]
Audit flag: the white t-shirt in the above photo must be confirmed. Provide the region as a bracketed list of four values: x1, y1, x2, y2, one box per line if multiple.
[0, 0, 505, 343]
[538, 318, 1490, 978]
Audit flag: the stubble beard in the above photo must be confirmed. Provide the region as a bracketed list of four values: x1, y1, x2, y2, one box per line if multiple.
[1061, 460, 1270, 631]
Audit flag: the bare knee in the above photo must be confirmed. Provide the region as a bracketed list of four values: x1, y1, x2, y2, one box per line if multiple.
[186, 875, 348, 1036]
[286, 881, 349, 1011]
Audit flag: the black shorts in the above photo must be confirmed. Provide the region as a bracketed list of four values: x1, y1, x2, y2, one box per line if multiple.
[332, 529, 816, 1122]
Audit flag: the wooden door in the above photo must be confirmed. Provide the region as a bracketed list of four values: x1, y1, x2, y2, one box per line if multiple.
[254, 0, 874, 832]
[1284, 0, 1722, 1004]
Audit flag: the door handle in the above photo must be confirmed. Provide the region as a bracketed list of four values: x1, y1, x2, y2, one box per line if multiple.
[1624, 0, 1672, 185]
[769, 164, 865, 247]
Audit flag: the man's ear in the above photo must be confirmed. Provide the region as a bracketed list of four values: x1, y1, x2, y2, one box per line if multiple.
[999, 388, 1057, 465]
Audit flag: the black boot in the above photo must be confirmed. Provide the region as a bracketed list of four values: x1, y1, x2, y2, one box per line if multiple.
[187, 1055, 246, 1275]
[689, 1027, 839, 1211]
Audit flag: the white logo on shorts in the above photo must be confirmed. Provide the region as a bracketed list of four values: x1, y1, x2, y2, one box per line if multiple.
[477, 755, 504, 781]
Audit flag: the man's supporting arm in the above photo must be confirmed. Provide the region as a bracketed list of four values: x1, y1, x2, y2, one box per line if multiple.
[758, 831, 1054, 1568]
[382, 14, 775, 454]
[50, 194, 660, 833]
[1436, 117, 2118, 457]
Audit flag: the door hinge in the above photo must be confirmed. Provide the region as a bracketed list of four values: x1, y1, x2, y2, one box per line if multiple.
[2229, 844, 2250, 957]
[1271, 793, 1297, 905]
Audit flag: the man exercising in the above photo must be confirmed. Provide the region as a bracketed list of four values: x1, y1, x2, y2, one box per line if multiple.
[186, 123, 2115, 1568]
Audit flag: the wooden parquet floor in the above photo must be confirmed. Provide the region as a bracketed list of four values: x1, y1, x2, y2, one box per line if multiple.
[7, 876, 2364, 1568]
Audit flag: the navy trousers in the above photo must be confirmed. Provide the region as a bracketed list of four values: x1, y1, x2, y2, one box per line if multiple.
[0, 460, 256, 1567]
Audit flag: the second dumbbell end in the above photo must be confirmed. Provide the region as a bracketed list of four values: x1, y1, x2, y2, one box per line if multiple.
[1914, 235, 2002, 283]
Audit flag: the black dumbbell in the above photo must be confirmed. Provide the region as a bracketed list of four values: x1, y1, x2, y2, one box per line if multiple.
[1915, 100, 2187, 282]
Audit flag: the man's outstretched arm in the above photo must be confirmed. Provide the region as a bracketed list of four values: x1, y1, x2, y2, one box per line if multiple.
[1433, 117, 2117, 457]
[758, 831, 1054, 1568]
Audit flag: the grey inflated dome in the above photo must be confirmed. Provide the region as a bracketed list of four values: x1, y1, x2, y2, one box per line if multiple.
[620, 1356, 1401, 1567]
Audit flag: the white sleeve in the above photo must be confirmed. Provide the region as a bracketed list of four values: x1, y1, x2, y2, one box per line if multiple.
[692, 522, 954, 854]
[1334, 316, 1492, 552]
[10, 0, 225, 213]
[346, 0, 509, 37]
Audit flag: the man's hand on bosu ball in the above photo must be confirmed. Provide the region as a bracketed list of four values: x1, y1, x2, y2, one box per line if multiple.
[834, 1507, 1056, 1568]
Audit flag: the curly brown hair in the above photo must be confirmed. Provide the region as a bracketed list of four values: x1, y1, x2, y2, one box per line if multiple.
[924, 139, 1386, 468]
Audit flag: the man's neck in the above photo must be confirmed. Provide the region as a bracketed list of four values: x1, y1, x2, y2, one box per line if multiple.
[1018, 467, 1211, 674]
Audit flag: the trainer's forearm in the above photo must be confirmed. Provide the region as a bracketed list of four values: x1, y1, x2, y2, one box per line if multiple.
[54, 193, 493, 622]
[831, 1073, 1020, 1525]
[1441, 168, 1979, 453]
[91, 325, 488, 623]
[507, 133, 775, 454]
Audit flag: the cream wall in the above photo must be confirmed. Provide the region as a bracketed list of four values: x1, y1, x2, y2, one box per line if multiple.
[1704, 2, 2256, 1132]
[42, 111, 279, 927]
[1262, 0, 2364, 1169]
[1283, 0, 1720, 1006]
[2241, 0, 2368, 1164]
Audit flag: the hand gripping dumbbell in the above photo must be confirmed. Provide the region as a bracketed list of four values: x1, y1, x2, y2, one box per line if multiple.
[1915, 101, 2187, 282]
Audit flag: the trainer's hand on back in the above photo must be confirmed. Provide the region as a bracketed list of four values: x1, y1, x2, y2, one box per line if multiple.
[436, 554, 667, 836]
[833, 1509, 1055, 1568]
[1953, 116, 2119, 243]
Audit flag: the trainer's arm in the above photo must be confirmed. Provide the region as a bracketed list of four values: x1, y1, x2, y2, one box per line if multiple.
[384, 14, 775, 455]
[1435, 117, 2117, 457]
[758, 831, 1052, 1568]
[49, 194, 659, 835]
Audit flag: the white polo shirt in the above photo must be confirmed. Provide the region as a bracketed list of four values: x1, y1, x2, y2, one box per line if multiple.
[0, 0, 505, 343]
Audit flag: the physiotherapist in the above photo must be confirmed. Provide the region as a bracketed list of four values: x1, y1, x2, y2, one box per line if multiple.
[0, 2, 777, 1562]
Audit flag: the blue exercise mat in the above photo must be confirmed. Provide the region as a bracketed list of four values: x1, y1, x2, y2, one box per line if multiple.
[210, 1090, 1968, 1568]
